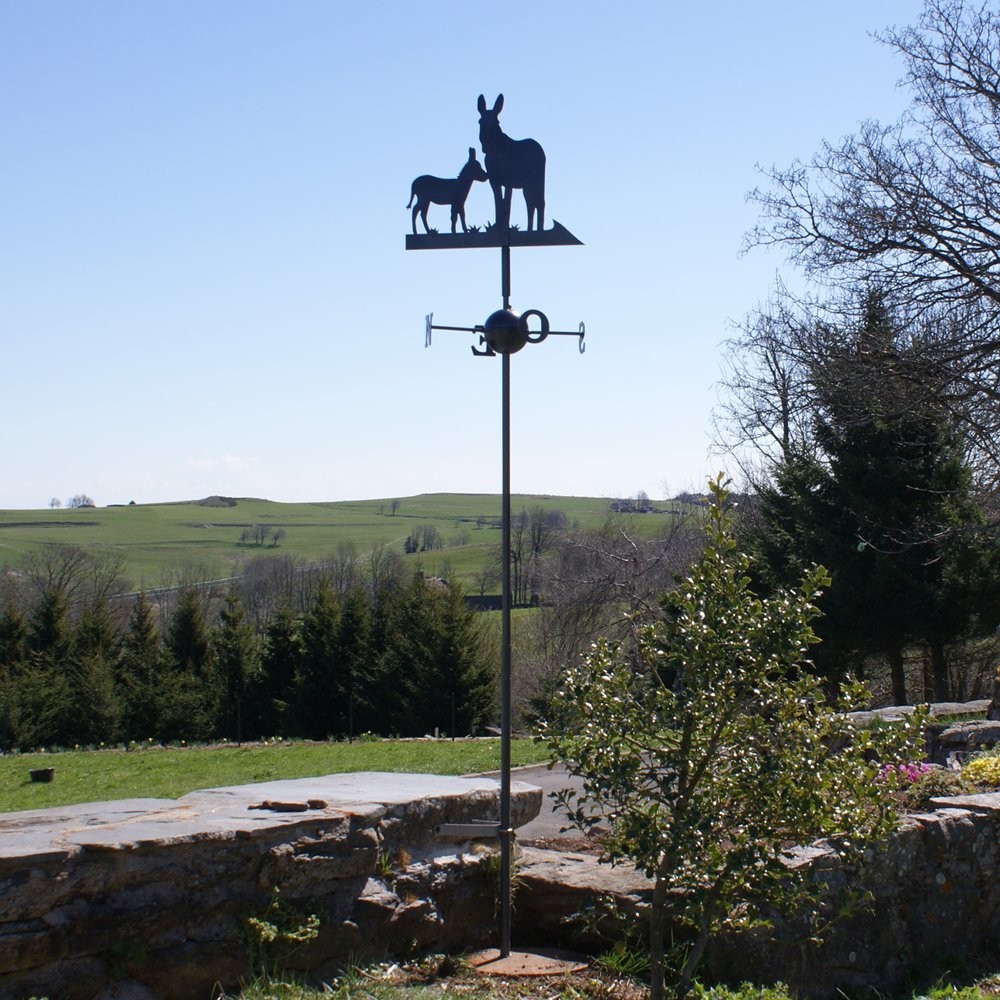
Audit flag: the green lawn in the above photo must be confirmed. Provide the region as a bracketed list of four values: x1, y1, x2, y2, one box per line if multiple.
[0, 492, 671, 591]
[0, 738, 552, 813]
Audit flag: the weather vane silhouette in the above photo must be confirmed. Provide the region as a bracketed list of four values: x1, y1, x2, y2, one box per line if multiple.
[408, 147, 487, 236]
[406, 93, 583, 252]
[407, 93, 585, 353]
[405, 93, 585, 964]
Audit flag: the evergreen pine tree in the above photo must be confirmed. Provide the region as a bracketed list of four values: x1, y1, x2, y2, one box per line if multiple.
[336, 585, 373, 739]
[27, 587, 72, 660]
[16, 588, 77, 745]
[74, 596, 119, 660]
[750, 295, 999, 702]
[161, 588, 218, 742]
[429, 581, 495, 737]
[212, 591, 259, 743]
[258, 602, 302, 736]
[0, 597, 27, 669]
[387, 574, 439, 736]
[167, 589, 211, 675]
[368, 583, 406, 736]
[68, 651, 123, 745]
[376, 575, 494, 737]
[294, 579, 342, 738]
[117, 591, 165, 741]
[0, 593, 28, 750]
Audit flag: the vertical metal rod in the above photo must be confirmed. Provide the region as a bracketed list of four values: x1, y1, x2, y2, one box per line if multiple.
[499, 350, 513, 956]
[502, 243, 511, 311]
[499, 242, 513, 957]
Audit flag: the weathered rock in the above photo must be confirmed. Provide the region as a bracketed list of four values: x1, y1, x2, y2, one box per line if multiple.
[515, 846, 652, 946]
[0, 772, 541, 1000]
[926, 719, 1000, 765]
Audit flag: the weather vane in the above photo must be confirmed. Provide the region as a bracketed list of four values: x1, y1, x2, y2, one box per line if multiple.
[406, 93, 585, 355]
[405, 93, 585, 965]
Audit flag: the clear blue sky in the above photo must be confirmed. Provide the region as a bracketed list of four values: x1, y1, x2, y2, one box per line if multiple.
[2, 0, 923, 510]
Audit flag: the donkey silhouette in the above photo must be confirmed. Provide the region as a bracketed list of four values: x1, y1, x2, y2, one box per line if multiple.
[477, 94, 546, 232]
[408, 147, 488, 235]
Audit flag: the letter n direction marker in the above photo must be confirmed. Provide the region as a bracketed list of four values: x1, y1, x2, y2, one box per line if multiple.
[406, 95, 585, 961]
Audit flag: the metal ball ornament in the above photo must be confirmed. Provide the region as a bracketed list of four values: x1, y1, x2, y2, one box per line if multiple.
[483, 309, 528, 354]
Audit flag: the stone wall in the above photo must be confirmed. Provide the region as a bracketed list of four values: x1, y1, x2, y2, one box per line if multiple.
[0, 772, 541, 1000]
[705, 792, 1000, 997]
[513, 791, 1000, 999]
[4, 771, 1000, 1000]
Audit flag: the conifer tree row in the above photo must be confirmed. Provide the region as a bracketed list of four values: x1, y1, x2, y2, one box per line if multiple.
[0, 550, 496, 751]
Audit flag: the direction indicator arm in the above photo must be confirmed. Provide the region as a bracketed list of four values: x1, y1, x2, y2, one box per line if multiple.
[424, 310, 584, 356]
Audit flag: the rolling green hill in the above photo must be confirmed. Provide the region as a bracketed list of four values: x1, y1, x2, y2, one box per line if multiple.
[0, 493, 652, 592]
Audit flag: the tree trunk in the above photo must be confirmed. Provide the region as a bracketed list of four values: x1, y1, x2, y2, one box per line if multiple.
[649, 874, 666, 1000]
[929, 639, 949, 703]
[921, 648, 934, 703]
[887, 646, 907, 706]
[987, 667, 1000, 721]
[675, 922, 711, 999]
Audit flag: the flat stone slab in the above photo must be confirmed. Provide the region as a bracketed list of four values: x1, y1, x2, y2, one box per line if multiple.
[848, 699, 990, 725]
[468, 947, 590, 976]
[0, 771, 542, 864]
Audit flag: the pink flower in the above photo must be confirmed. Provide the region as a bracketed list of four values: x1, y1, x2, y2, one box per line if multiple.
[876, 761, 931, 785]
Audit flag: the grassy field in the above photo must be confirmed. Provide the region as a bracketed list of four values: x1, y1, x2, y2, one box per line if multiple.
[0, 737, 552, 813]
[0, 492, 669, 591]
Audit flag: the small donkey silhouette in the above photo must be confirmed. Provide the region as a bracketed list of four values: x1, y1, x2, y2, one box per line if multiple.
[477, 94, 546, 232]
[408, 147, 488, 235]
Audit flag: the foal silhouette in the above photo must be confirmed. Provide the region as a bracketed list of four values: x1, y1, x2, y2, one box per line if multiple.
[477, 94, 546, 233]
[407, 148, 488, 235]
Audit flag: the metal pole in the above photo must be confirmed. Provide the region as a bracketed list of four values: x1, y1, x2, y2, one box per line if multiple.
[405, 99, 582, 962]
[502, 241, 511, 310]
[499, 243, 513, 957]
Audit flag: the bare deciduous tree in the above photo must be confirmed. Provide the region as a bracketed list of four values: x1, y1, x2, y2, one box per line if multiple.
[713, 289, 817, 482]
[368, 543, 403, 596]
[19, 544, 128, 631]
[474, 564, 499, 597]
[515, 511, 705, 723]
[326, 541, 360, 595]
[716, 284, 1000, 496]
[749, 2, 1000, 311]
[22, 544, 94, 605]
[237, 553, 306, 627]
[744, 0, 1000, 484]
